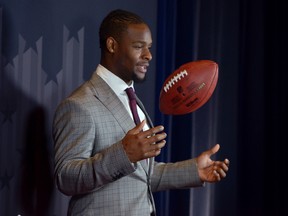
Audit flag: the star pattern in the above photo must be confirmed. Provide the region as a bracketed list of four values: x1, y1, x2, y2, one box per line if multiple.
[0, 169, 13, 191]
[45, 73, 59, 85]
[1, 108, 16, 124]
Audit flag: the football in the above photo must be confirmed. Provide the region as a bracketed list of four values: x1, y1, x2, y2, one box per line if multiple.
[159, 60, 219, 115]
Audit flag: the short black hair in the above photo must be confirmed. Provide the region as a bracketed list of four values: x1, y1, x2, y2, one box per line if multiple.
[99, 9, 146, 49]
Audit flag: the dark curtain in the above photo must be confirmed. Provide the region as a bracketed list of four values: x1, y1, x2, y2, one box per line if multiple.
[154, 0, 288, 216]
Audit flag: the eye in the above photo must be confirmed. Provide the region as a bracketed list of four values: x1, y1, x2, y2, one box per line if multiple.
[133, 44, 143, 49]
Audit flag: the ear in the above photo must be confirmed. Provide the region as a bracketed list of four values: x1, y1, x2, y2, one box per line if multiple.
[106, 37, 117, 54]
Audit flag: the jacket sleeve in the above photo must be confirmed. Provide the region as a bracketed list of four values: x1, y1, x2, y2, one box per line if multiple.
[150, 159, 204, 192]
[53, 98, 135, 196]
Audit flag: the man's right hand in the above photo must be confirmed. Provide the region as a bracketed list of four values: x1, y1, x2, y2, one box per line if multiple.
[122, 120, 167, 163]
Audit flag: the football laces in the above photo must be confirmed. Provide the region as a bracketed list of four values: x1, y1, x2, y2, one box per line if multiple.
[163, 70, 188, 92]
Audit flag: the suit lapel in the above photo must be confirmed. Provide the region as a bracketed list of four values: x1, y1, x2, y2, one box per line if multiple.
[89, 73, 135, 133]
[89, 72, 153, 175]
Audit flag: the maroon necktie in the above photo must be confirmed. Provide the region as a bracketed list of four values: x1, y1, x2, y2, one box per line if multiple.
[125, 87, 141, 125]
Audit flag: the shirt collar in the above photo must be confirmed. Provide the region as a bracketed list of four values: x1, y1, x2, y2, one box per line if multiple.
[96, 64, 134, 96]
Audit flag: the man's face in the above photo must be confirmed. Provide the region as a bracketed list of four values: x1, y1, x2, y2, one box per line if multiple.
[113, 23, 152, 84]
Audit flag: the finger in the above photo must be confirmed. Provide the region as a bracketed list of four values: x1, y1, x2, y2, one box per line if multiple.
[144, 140, 166, 158]
[146, 132, 167, 145]
[206, 144, 220, 157]
[153, 140, 166, 150]
[224, 158, 230, 166]
[213, 170, 221, 181]
[215, 167, 227, 178]
[146, 140, 166, 153]
[141, 125, 165, 138]
[129, 120, 146, 134]
[214, 161, 229, 172]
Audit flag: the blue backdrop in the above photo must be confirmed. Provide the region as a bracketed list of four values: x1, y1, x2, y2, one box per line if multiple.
[0, 1, 158, 215]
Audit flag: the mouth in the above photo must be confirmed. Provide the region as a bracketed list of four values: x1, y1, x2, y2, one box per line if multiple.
[136, 63, 149, 73]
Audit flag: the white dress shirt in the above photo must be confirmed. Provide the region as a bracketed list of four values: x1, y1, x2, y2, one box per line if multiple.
[96, 64, 149, 131]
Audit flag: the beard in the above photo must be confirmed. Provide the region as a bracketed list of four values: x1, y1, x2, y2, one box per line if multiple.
[132, 73, 146, 83]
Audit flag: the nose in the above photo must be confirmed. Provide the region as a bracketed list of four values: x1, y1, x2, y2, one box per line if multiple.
[142, 48, 152, 61]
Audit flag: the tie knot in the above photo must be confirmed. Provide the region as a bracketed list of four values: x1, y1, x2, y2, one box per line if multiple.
[125, 87, 136, 101]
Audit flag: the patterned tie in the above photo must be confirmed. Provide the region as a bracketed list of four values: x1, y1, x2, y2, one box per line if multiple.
[125, 87, 141, 125]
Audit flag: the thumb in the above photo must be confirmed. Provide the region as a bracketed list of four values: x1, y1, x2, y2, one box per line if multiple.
[206, 144, 220, 157]
[131, 120, 146, 134]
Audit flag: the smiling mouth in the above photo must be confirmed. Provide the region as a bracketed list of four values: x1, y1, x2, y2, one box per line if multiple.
[136, 64, 149, 73]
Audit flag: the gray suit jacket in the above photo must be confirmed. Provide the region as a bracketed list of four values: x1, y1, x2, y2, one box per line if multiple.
[53, 72, 203, 216]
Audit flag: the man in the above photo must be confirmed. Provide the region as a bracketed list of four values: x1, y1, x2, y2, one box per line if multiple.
[53, 9, 229, 216]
